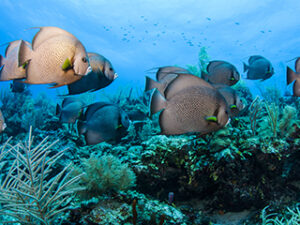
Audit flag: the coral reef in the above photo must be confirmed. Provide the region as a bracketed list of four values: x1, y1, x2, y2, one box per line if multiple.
[73, 154, 136, 199]
[0, 128, 82, 224]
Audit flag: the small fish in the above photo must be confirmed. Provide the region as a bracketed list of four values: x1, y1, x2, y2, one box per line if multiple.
[78, 102, 130, 145]
[0, 110, 6, 132]
[243, 55, 274, 81]
[202, 60, 240, 86]
[213, 84, 244, 117]
[286, 57, 300, 97]
[10, 79, 27, 93]
[56, 97, 85, 124]
[150, 86, 229, 135]
[0, 40, 30, 81]
[18, 26, 92, 87]
[67, 52, 117, 95]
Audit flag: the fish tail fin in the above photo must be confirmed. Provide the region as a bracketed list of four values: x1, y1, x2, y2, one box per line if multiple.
[0, 55, 4, 80]
[243, 62, 249, 72]
[0, 54, 3, 67]
[145, 76, 162, 92]
[287, 66, 297, 85]
[201, 70, 209, 81]
[56, 104, 61, 115]
[18, 40, 32, 67]
[293, 80, 300, 97]
[150, 89, 166, 116]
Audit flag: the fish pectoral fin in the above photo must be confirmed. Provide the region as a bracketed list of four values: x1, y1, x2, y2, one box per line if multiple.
[205, 116, 218, 123]
[48, 83, 65, 89]
[22, 61, 28, 69]
[116, 124, 123, 129]
[230, 104, 237, 109]
[62, 58, 73, 70]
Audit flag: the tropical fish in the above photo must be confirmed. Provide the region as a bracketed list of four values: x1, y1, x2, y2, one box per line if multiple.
[127, 109, 148, 121]
[78, 102, 130, 145]
[18, 26, 92, 87]
[0, 110, 6, 132]
[67, 52, 117, 95]
[213, 84, 244, 117]
[155, 66, 189, 81]
[0, 40, 30, 81]
[243, 55, 274, 81]
[202, 60, 240, 86]
[145, 66, 189, 92]
[286, 57, 300, 97]
[10, 79, 27, 93]
[56, 97, 85, 124]
[150, 86, 229, 135]
[146, 72, 213, 98]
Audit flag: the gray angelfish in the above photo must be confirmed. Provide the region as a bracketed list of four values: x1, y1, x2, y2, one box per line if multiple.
[243, 55, 274, 81]
[202, 60, 240, 86]
[67, 52, 118, 95]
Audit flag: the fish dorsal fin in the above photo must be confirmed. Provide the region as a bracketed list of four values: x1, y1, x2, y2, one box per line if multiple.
[206, 60, 226, 73]
[295, 57, 300, 73]
[31, 26, 76, 50]
[61, 97, 82, 107]
[88, 52, 106, 73]
[84, 102, 113, 121]
[18, 40, 32, 67]
[248, 55, 264, 64]
[4, 40, 23, 57]
[164, 73, 214, 99]
[156, 66, 188, 81]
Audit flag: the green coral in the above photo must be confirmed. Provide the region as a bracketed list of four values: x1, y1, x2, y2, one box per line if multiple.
[186, 47, 210, 76]
[74, 154, 136, 199]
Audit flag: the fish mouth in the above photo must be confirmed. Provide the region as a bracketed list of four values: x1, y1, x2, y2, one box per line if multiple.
[74, 66, 92, 76]
[113, 73, 118, 80]
[2, 123, 6, 131]
[225, 118, 231, 126]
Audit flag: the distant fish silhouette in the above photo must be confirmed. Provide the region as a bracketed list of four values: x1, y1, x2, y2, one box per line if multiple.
[202, 60, 240, 86]
[243, 55, 274, 81]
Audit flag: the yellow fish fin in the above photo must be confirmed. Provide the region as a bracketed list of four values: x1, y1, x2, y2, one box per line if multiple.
[62, 58, 72, 70]
[116, 124, 123, 129]
[205, 116, 218, 123]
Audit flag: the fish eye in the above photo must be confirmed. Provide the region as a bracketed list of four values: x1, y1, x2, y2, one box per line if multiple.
[82, 57, 87, 63]
[109, 68, 113, 71]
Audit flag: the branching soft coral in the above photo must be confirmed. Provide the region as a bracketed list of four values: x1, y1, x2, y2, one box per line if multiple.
[0, 127, 82, 225]
[74, 154, 136, 199]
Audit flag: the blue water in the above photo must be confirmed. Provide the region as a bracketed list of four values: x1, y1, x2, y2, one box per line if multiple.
[0, 0, 299, 98]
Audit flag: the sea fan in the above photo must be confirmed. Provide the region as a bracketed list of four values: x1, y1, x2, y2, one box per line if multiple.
[0, 127, 83, 225]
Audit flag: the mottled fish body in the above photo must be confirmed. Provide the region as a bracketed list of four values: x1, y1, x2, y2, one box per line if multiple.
[243, 55, 274, 81]
[67, 52, 117, 95]
[18, 26, 92, 87]
[78, 102, 130, 145]
[150, 86, 229, 135]
[287, 57, 300, 97]
[202, 60, 240, 86]
[213, 84, 244, 117]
